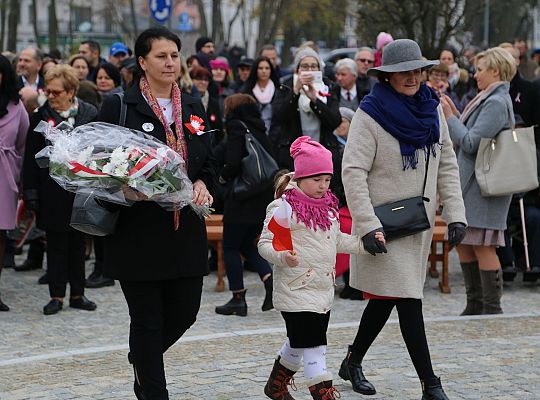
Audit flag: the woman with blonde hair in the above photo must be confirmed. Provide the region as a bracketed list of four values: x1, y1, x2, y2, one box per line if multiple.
[441, 47, 516, 316]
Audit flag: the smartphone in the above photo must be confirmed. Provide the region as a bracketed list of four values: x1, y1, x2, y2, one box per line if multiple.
[300, 70, 323, 84]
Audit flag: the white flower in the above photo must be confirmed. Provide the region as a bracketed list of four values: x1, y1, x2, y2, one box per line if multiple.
[110, 147, 129, 165]
[88, 161, 98, 170]
[113, 162, 129, 177]
[77, 145, 94, 164]
[102, 162, 115, 175]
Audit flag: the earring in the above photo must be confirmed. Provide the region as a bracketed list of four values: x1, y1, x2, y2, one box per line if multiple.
[384, 78, 389, 82]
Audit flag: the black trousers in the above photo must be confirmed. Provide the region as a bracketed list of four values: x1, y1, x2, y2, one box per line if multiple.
[120, 276, 204, 400]
[46, 231, 86, 298]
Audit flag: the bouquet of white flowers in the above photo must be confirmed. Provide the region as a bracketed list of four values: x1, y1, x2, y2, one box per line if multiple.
[34, 121, 209, 216]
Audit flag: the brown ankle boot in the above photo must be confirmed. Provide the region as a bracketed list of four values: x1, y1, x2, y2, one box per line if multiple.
[264, 357, 298, 399]
[308, 373, 340, 400]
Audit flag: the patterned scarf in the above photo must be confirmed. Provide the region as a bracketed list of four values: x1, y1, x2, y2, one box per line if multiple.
[285, 187, 339, 232]
[139, 76, 188, 230]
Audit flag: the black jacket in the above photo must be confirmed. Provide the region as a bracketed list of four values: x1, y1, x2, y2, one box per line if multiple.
[16, 75, 45, 91]
[272, 78, 344, 202]
[97, 84, 217, 281]
[510, 73, 540, 205]
[23, 100, 98, 232]
[221, 104, 276, 224]
[205, 95, 224, 145]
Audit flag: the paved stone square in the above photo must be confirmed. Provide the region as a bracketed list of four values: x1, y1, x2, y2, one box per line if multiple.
[1, 250, 540, 399]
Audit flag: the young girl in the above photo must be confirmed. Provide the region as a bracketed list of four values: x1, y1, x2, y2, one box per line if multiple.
[258, 136, 384, 400]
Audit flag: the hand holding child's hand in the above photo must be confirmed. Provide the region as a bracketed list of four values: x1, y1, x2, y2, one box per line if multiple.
[362, 228, 387, 256]
[284, 250, 299, 267]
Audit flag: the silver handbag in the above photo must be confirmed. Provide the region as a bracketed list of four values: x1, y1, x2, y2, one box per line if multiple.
[475, 125, 538, 197]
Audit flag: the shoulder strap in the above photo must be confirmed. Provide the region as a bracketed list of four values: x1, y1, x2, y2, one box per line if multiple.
[422, 153, 430, 198]
[237, 120, 251, 133]
[114, 93, 127, 127]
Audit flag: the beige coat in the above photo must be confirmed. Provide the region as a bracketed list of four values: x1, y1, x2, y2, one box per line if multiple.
[258, 182, 363, 313]
[342, 107, 466, 299]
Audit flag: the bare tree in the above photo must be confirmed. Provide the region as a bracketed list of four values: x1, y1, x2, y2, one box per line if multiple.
[193, 0, 208, 37]
[129, 0, 138, 38]
[6, 0, 19, 52]
[49, 0, 58, 51]
[0, 0, 7, 51]
[355, 0, 482, 58]
[31, 0, 40, 49]
[212, 0, 224, 44]
[255, 0, 285, 52]
[226, 0, 244, 45]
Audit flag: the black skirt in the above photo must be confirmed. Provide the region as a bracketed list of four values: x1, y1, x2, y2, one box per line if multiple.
[281, 311, 331, 348]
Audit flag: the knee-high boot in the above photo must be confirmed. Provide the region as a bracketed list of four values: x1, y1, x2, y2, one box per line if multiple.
[460, 261, 483, 315]
[480, 269, 503, 314]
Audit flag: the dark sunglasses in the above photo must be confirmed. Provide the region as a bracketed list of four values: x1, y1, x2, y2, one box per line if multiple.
[355, 58, 374, 64]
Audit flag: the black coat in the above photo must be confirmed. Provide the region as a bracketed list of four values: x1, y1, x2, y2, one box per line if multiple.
[23, 100, 98, 232]
[205, 95, 224, 145]
[97, 84, 216, 281]
[510, 74, 540, 206]
[16, 75, 45, 91]
[221, 104, 276, 224]
[272, 78, 344, 202]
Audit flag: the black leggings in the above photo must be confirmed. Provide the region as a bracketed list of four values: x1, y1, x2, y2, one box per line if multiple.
[351, 298, 436, 381]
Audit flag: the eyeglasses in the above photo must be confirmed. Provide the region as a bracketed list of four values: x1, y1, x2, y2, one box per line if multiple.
[355, 58, 374, 64]
[45, 88, 65, 97]
[299, 63, 319, 71]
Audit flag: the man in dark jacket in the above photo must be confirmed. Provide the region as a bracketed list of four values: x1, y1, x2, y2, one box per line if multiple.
[354, 47, 377, 96]
[16, 47, 44, 91]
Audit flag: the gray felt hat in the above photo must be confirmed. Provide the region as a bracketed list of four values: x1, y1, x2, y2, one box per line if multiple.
[369, 39, 439, 73]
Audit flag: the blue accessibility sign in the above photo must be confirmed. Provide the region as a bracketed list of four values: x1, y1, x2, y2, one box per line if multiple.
[149, 0, 172, 24]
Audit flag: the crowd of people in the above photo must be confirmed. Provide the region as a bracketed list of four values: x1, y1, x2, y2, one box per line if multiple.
[1, 27, 540, 399]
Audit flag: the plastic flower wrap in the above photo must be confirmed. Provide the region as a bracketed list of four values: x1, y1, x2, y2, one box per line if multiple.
[34, 121, 210, 216]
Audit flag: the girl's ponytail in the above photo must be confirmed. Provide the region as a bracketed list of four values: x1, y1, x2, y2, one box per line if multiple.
[274, 169, 292, 198]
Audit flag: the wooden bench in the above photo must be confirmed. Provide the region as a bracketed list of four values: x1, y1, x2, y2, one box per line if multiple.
[428, 223, 451, 293]
[205, 214, 223, 227]
[206, 224, 225, 292]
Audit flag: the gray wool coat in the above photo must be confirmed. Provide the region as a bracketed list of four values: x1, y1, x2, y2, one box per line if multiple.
[342, 107, 466, 299]
[446, 82, 515, 230]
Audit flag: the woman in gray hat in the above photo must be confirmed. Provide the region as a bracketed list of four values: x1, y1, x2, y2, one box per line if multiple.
[341, 39, 467, 399]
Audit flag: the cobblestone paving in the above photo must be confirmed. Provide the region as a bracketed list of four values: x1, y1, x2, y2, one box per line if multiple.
[1, 250, 540, 399]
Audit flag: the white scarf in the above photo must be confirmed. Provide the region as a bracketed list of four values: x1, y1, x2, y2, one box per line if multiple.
[252, 80, 275, 104]
[293, 74, 329, 113]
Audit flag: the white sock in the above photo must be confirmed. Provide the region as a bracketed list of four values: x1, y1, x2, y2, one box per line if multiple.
[303, 345, 327, 380]
[278, 339, 303, 368]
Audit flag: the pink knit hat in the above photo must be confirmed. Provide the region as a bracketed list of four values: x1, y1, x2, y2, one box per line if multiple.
[376, 32, 394, 51]
[290, 136, 333, 179]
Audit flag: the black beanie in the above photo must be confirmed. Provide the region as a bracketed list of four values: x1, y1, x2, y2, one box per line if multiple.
[196, 36, 213, 53]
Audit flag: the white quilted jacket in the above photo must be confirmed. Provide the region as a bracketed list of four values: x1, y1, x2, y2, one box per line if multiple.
[258, 183, 364, 314]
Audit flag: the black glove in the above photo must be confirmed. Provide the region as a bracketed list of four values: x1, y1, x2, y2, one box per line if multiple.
[24, 200, 40, 213]
[362, 228, 387, 256]
[447, 222, 466, 247]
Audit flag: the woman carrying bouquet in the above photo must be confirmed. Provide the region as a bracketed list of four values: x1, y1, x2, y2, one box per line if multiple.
[23, 64, 98, 315]
[98, 27, 216, 400]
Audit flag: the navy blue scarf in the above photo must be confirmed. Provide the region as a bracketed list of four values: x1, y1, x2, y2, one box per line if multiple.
[360, 82, 440, 170]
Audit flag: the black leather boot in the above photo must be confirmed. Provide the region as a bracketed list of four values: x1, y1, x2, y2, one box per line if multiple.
[480, 269, 503, 314]
[338, 345, 376, 395]
[421, 376, 449, 400]
[215, 290, 248, 316]
[460, 261, 483, 315]
[262, 276, 274, 311]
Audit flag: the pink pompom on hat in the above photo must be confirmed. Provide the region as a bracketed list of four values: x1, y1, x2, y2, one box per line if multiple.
[376, 32, 394, 50]
[290, 136, 333, 179]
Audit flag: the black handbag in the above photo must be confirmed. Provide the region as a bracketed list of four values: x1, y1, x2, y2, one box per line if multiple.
[373, 155, 431, 241]
[69, 93, 126, 236]
[70, 192, 119, 236]
[232, 121, 279, 200]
